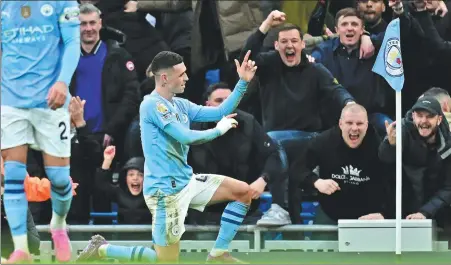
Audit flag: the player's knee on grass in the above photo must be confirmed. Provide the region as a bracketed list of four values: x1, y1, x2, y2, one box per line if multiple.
[154, 242, 180, 262]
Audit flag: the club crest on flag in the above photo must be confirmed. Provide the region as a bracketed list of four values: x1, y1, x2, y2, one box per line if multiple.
[384, 38, 403, 77]
[372, 18, 404, 92]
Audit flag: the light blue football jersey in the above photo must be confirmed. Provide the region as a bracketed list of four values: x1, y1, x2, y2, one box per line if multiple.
[1, 1, 80, 109]
[140, 80, 248, 196]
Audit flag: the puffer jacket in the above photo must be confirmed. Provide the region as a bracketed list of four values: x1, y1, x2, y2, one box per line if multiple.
[191, 0, 264, 73]
[134, 0, 264, 73]
[379, 109, 451, 219]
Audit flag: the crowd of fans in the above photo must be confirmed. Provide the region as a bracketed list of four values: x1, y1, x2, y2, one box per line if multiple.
[2, 0, 451, 256]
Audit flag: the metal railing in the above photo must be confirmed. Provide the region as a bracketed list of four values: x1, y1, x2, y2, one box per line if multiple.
[33, 224, 449, 262]
[36, 224, 338, 252]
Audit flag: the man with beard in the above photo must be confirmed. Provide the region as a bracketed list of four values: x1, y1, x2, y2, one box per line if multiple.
[380, 97, 451, 228]
[69, 3, 140, 221]
[357, 0, 388, 34]
[422, 87, 451, 128]
[292, 104, 392, 239]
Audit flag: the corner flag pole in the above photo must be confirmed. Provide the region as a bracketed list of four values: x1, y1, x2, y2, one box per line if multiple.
[371, 17, 404, 255]
[395, 91, 402, 255]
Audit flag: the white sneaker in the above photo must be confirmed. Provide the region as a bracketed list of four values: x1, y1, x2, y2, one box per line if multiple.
[257, 204, 292, 226]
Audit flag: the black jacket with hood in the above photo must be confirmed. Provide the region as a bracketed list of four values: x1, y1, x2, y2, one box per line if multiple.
[95, 157, 151, 225]
[379, 109, 451, 220]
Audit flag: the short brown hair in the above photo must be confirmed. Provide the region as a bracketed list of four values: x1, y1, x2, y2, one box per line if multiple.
[276, 23, 303, 40]
[335, 7, 363, 27]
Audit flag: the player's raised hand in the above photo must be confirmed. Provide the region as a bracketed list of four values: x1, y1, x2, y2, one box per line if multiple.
[216, 114, 238, 135]
[235, 50, 257, 82]
[47, 81, 68, 110]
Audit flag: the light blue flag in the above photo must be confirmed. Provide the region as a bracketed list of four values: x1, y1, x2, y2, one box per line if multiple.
[372, 18, 404, 92]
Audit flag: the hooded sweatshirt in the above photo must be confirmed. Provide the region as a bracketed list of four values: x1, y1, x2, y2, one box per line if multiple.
[299, 126, 393, 221]
[95, 157, 151, 224]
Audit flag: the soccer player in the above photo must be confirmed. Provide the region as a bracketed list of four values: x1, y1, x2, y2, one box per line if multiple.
[1, 1, 80, 263]
[77, 50, 263, 263]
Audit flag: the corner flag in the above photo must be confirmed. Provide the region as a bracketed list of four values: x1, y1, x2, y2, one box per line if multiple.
[373, 17, 404, 255]
[372, 18, 404, 92]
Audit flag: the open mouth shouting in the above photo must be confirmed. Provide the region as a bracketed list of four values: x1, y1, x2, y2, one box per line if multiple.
[285, 50, 296, 62]
[364, 10, 376, 17]
[344, 32, 356, 42]
[130, 183, 141, 193]
[418, 123, 433, 137]
[349, 132, 360, 143]
[128, 182, 143, 195]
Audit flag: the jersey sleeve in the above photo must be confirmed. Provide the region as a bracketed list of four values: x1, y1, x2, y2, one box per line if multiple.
[178, 79, 248, 123]
[56, 1, 80, 86]
[141, 98, 176, 129]
[57, 1, 80, 27]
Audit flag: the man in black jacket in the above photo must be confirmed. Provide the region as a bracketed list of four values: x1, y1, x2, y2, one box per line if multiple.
[188, 83, 290, 226]
[70, 3, 140, 155]
[380, 96, 451, 227]
[241, 11, 356, 162]
[69, 3, 140, 220]
[292, 104, 392, 231]
[241, 10, 355, 223]
[411, 0, 451, 92]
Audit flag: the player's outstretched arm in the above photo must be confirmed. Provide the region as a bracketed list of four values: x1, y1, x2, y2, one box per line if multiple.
[186, 51, 257, 123]
[56, 1, 81, 86]
[163, 115, 238, 145]
[142, 99, 239, 146]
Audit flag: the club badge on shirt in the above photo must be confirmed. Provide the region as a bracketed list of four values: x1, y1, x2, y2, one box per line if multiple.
[40, 4, 54, 17]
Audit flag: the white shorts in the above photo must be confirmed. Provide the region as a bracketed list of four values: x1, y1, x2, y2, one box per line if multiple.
[144, 174, 225, 246]
[1, 106, 71, 157]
